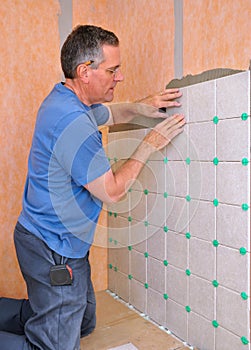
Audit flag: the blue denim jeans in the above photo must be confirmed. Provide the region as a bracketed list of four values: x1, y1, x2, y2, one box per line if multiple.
[0, 222, 96, 350]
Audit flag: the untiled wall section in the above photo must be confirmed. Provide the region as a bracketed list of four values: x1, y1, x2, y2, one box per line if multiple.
[106, 71, 250, 350]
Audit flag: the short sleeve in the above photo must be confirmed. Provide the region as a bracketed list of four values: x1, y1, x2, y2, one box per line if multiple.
[91, 104, 110, 125]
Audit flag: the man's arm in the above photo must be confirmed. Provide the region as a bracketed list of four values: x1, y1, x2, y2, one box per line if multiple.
[85, 114, 185, 204]
[104, 88, 182, 126]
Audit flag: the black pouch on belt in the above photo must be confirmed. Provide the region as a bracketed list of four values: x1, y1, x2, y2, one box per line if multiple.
[50, 264, 73, 286]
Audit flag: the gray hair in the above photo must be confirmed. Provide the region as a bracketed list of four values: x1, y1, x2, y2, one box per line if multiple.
[61, 25, 119, 79]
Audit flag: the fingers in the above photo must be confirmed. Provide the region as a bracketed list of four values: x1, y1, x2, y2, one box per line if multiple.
[158, 88, 182, 109]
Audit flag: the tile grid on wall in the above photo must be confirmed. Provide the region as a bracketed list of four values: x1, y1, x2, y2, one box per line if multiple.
[107, 71, 250, 350]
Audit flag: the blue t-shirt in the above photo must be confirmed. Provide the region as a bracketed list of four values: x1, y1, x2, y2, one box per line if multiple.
[18, 83, 111, 258]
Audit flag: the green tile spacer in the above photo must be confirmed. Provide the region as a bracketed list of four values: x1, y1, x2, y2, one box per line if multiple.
[109, 264, 113, 269]
[213, 116, 219, 124]
[144, 189, 149, 195]
[114, 240, 118, 245]
[185, 305, 191, 312]
[114, 157, 118, 162]
[186, 269, 191, 276]
[144, 283, 148, 289]
[128, 274, 133, 280]
[109, 237, 113, 243]
[239, 247, 247, 255]
[213, 198, 219, 207]
[212, 280, 219, 287]
[213, 157, 219, 165]
[128, 246, 132, 251]
[212, 320, 219, 328]
[186, 232, 191, 239]
[163, 226, 169, 233]
[164, 157, 168, 164]
[242, 203, 249, 211]
[241, 292, 248, 300]
[163, 260, 168, 266]
[241, 113, 249, 121]
[114, 266, 118, 272]
[186, 157, 191, 165]
[114, 212, 117, 218]
[128, 188, 132, 192]
[144, 221, 149, 227]
[108, 157, 111, 161]
[163, 293, 169, 300]
[242, 158, 249, 166]
[108, 211, 113, 216]
[213, 240, 219, 247]
[144, 252, 149, 258]
[241, 336, 249, 345]
[186, 195, 191, 202]
[128, 216, 132, 222]
[164, 192, 168, 198]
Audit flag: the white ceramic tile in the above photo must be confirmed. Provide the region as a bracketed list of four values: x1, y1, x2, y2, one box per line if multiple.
[217, 203, 250, 250]
[108, 215, 130, 247]
[189, 121, 216, 161]
[217, 246, 249, 292]
[115, 246, 130, 275]
[108, 268, 116, 293]
[130, 250, 146, 283]
[144, 160, 166, 193]
[216, 117, 250, 162]
[166, 231, 187, 269]
[129, 279, 146, 313]
[147, 256, 165, 293]
[166, 265, 188, 306]
[216, 326, 250, 350]
[147, 288, 166, 325]
[147, 227, 165, 261]
[188, 79, 216, 122]
[217, 286, 249, 336]
[129, 219, 147, 249]
[166, 196, 189, 233]
[166, 125, 189, 161]
[189, 161, 216, 201]
[146, 192, 166, 227]
[189, 200, 216, 241]
[166, 161, 188, 197]
[129, 189, 147, 222]
[165, 299, 187, 341]
[189, 275, 214, 320]
[188, 312, 215, 350]
[108, 129, 147, 160]
[189, 238, 216, 281]
[217, 162, 249, 205]
[115, 271, 129, 303]
[131, 160, 165, 193]
[216, 71, 250, 119]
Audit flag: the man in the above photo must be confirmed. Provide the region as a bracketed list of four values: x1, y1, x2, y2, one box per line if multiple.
[0, 25, 185, 349]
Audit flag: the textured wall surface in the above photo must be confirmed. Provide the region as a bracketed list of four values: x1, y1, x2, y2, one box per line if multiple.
[183, 0, 251, 74]
[107, 71, 250, 350]
[0, 0, 60, 297]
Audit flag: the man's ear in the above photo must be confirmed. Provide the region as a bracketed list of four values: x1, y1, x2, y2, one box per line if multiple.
[76, 63, 89, 82]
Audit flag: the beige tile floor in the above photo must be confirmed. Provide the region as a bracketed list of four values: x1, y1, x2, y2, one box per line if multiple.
[80, 291, 192, 350]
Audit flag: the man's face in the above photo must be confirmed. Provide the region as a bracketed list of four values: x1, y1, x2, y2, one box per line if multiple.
[87, 44, 124, 104]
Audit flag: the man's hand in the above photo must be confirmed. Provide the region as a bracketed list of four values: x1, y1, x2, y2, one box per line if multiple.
[140, 113, 185, 154]
[140, 88, 182, 109]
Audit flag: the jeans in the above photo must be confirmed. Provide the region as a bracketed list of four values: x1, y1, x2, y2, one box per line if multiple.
[0, 222, 96, 350]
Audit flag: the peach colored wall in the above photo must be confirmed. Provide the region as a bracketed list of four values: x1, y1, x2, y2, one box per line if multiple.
[183, 0, 251, 74]
[0, 0, 61, 297]
[2, 0, 251, 298]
